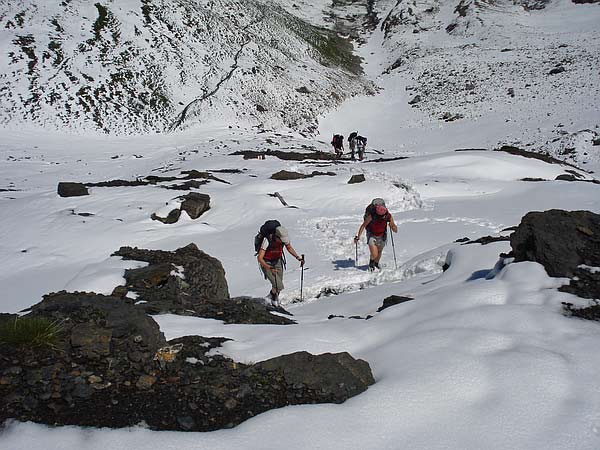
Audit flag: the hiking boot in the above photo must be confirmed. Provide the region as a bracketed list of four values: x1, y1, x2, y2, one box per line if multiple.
[269, 291, 279, 306]
[369, 260, 375, 272]
[373, 261, 380, 270]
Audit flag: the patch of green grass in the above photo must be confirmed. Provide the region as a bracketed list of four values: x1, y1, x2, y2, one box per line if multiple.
[0, 316, 63, 349]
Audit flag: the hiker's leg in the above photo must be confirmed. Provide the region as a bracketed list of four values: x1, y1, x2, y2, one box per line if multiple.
[262, 262, 279, 296]
[374, 245, 384, 263]
[273, 259, 284, 295]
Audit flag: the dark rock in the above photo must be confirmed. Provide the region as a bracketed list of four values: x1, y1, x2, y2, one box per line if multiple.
[521, 177, 547, 182]
[163, 180, 209, 190]
[115, 246, 290, 324]
[510, 210, 600, 279]
[462, 235, 511, 245]
[57, 182, 89, 197]
[441, 112, 463, 122]
[270, 170, 308, 180]
[548, 66, 565, 75]
[136, 374, 157, 390]
[348, 174, 366, 184]
[295, 86, 311, 94]
[572, 0, 600, 3]
[555, 174, 578, 182]
[455, 237, 470, 243]
[180, 193, 211, 219]
[151, 209, 181, 224]
[86, 179, 149, 188]
[270, 170, 335, 180]
[495, 145, 578, 168]
[124, 263, 173, 290]
[508, 87, 515, 97]
[28, 291, 166, 354]
[111, 285, 128, 299]
[231, 149, 336, 161]
[70, 323, 112, 359]
[177, 415, 196, 431]
[408, 95, 421, 105]
[254, 351, 375, 404]
[593, 138, 600, 146]
[256, 104, 267, 112]
[377, 295, 414, 312]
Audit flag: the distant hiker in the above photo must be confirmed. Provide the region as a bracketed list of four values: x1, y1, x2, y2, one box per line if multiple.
[348, 132, 358, 160]
[356, 135, 367, 161]
[331, 134, 344, 158]
[354, 198, 398, 271]
[255, 220, 304, 306]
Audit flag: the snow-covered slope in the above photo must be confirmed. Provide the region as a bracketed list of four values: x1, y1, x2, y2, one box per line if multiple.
[319, 0, 600, 170]
[2, 0, 600, 448]
[0, 0, 372, 134]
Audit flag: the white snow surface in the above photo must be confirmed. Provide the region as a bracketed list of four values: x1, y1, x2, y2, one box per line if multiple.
[2, 0, 600, 449]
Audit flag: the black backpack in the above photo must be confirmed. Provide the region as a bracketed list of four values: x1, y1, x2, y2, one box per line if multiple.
[254, 220, 281, 254]
[348, 132, 357, 142]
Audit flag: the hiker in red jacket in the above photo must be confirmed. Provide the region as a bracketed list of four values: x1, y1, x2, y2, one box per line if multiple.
[354, 199, 398, 271]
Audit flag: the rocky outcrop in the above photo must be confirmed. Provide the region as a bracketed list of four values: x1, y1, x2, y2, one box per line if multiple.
[1, 296, 374, 431]
[113, 244, 292, 324]
[510, 210, 600, 306]
[57, 182, 89, 197]
[510, 210, 600, 278]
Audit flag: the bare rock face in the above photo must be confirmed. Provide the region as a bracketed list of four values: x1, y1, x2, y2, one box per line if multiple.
[57, 182, 89, 197]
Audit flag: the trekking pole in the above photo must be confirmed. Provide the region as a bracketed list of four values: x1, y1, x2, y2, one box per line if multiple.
[355, 240, 358, 267]
[300, 254, 305, 302]
[389, 223, 398, 270]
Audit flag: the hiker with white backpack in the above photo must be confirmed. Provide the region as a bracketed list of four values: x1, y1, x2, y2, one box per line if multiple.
[354, 198, 398, 271]
[255, 220, 304, 306]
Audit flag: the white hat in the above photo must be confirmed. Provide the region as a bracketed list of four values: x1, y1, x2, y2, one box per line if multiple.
[275, 226, 290, 244]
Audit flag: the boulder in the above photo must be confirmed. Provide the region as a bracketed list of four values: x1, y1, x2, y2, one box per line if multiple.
[114, 245, 290, 324]
[377, 295, 414, 312]
[255, 351, 375, 403]
[151, 209, 181, 224]
[510, 210, 600, 278]
[180, 192, 211, 219]
[348, 174, 366, 184]
[57, 182, 89, 197]
[28, 291, 166, 357]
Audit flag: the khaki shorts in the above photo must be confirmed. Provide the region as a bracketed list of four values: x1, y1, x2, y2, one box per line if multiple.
[367, 232, 386, 248]
[261, 258, 284, 291]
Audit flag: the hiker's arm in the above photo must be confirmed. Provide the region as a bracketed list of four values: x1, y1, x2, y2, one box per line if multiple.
[354, 216, 372, 242]
[285, 243, 303, 263]
[257, 249, 277, 272]
[389, 215, 398, 233]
